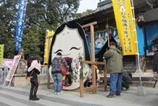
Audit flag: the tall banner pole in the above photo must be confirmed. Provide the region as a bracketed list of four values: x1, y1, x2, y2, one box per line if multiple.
[111, 0, 145, 95]
[131, 0, 145, 96]
[16, 0, 27, 52]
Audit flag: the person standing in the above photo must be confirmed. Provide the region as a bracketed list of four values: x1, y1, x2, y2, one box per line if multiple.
[51, 52, 68, 95]
[103, 42, 124, 98]
[153, 45, 158, 73]
[26, 56, 41, 100]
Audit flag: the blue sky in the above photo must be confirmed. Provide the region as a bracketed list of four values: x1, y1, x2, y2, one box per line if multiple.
[77, 0, 99, 13]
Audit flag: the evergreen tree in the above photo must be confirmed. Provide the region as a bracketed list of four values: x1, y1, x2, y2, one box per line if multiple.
[0, 0, 80, 61]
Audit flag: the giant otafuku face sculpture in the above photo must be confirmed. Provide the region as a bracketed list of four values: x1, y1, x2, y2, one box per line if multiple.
[49, 21, 90, 90]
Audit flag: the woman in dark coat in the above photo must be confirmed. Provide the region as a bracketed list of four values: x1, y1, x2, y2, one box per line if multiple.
[27, 56, 40, 100]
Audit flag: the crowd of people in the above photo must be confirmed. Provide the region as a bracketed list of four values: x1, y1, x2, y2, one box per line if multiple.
[25, 41, 127, 101]
[12, 19, 158, 100]
[25, 40, 158, 101]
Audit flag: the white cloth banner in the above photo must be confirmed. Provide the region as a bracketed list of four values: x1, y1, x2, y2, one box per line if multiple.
[5, 55, 21, 82]
[28, 60, 41, 72]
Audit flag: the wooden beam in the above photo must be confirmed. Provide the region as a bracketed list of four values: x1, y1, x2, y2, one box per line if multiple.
[82, 21, 97, 28]
[80, 21, 97, 94]
[80, 21, 108, 96]
[83, 60, 105, 65]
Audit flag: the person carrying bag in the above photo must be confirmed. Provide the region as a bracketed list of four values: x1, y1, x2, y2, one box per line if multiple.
[26, 56, 41, 100]
[51, 52, 68, 95]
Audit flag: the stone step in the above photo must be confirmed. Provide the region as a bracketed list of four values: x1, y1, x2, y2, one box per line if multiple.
[131, 81, 156, 87]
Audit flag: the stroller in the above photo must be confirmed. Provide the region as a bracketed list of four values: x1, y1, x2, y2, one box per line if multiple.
[122, 72, 132, 90]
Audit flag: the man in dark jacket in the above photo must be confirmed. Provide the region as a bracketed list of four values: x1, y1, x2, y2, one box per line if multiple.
[104, 42, 124, 98]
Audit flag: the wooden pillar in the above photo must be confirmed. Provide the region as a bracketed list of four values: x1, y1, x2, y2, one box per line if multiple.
[90, 25, 96, 93]
[47, 65, 50, 89]
[104, 62, 107, 91]
[82, 22, 97, 94]
[79, 57, 84, 97]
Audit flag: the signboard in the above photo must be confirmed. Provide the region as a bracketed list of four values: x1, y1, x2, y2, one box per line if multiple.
[5, 55, 21, 82]
[112, 0, 138, 55]
[16, 0, 27, 52]
[0, 44, 4, 65]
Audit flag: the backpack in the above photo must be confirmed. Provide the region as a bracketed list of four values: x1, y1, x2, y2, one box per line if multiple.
[50, 66, 54, 75]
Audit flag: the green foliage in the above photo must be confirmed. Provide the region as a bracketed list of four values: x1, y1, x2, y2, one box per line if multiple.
[0, 0, 80, 61]
[0, 0, 17, 58]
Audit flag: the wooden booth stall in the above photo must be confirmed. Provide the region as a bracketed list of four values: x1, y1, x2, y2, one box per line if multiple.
[79, 22, 107, 97]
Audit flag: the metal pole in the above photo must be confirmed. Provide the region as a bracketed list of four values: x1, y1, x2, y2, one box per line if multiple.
[131, 0, 145, 95]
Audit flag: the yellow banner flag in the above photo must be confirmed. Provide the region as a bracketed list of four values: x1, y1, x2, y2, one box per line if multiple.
[112, 0, 138, 55]
[0, 44, 4, 64]
[44, 30, 54, 64]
